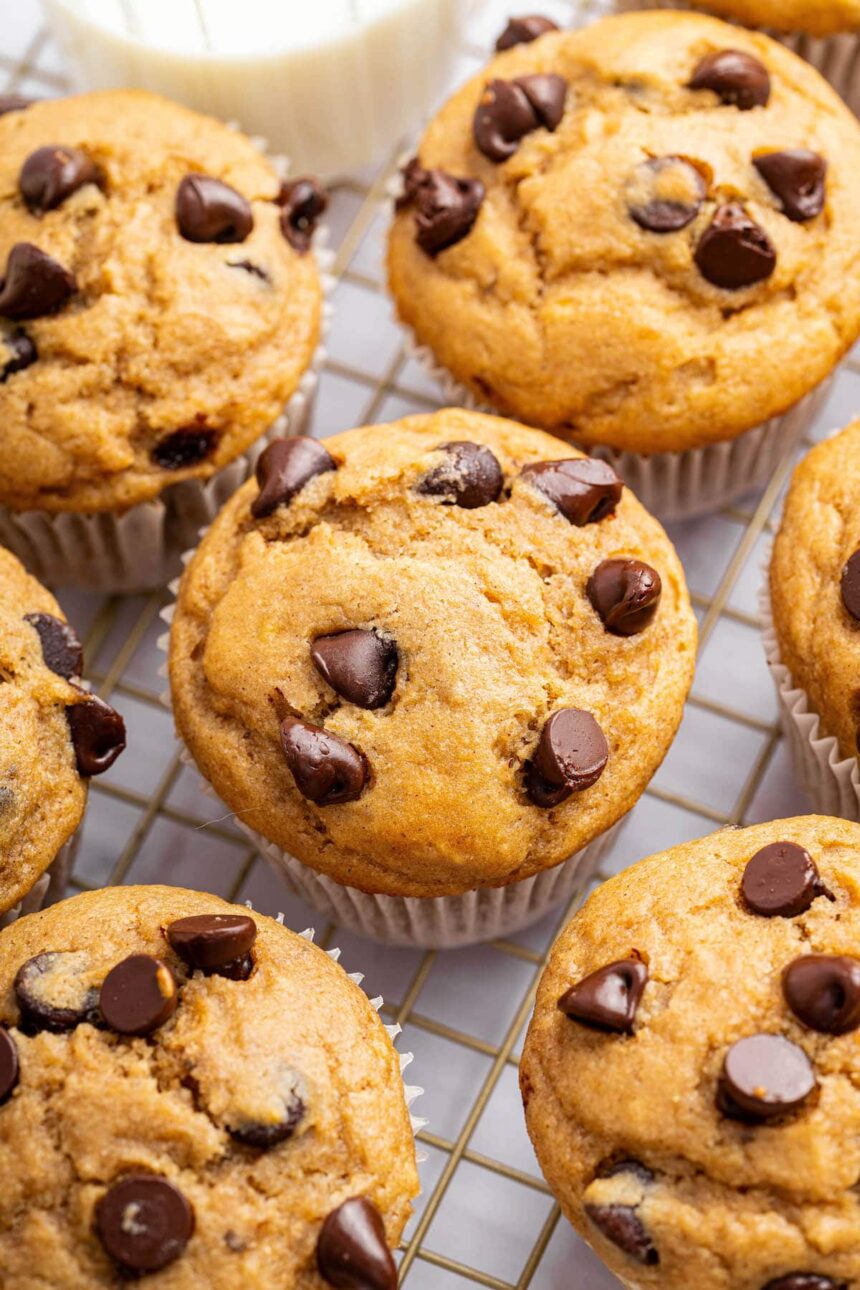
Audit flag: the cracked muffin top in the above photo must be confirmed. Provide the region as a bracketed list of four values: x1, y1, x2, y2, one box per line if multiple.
[168, 410, 696, 898]
[0, 547, 124, 915]
[666, 1, 860, 37]
[771, 418, 860, 763]
[387, 11, 860, 455]
[521, 815, 860, 1290]
[0, 884, 418, 1288]
[0, 91, 323, 514]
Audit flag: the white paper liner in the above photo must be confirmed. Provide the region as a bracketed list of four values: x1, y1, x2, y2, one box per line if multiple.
[0, 833, 78, 930]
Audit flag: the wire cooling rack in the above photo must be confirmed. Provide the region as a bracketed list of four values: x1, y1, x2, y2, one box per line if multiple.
[4, 0, 860, 1284]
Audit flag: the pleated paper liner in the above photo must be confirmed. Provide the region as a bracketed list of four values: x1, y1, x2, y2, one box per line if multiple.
[0, 833, 78, 931]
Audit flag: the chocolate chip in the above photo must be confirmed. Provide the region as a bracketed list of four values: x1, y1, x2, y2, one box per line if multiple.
[311, 630, 398, 709]
[175, 174, 253, 244]
[317, 1197, 396, 1290]
[521, 457, 623, 525]
[24, 612, 83, 679]
[473, 74, 566, 163]
[280, 718, 369, 806]
[151, 426, 216, 471]
[754, 150, 826, 223]
[399, 158, 485, 257]
[214, 954, 254, 982]
[166, 914, 257, 975]
[783, 955, 860, 1035]
[763, 1277, 845, 1290]
[586, 1201, 658, 1265]
[694, 203, 776, 289]
[718, 1033, 816, 1121]
[96, 1175, 194, 1274]
[66, 696, 126, 777]
[600, 1159, 654, 1186]
[689, 49, 771, 110]
[626, 156, 706, 233]
[278, 177, 329, 253]
[14, 951, 99, 1032]
[587, 559, 662, 637]
[100, 954, 178, 1036]
[741, 841, 832, 918]
[495, 14, 559, 50]
[0, 94, 34, 116]
[1, 329, 37, 382]
[226, 1063, 305, 1148]
[558, 958, 648, 1033]
[0, 1029, 18, 1105]
[252, 436, 336, 519]
[0, 242, 76, 320]
[841, 549, 860, 621]
[227, 259, 270, 282]
[417, 440, 504, 509]
[19, 145, 100, 213]
[526, 708, 609, 807]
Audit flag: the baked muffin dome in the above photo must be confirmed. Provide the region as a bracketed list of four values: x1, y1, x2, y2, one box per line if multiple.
[168, 410, 696, 898]
[656, 1, 860, 37]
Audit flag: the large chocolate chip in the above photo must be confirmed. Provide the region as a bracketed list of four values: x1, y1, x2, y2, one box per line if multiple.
[317, 1197, 396, 1290]
[694, 203, 776, 289]
[496, 14, 559, 50]
[527, 708, 609, 807]
[227, 1064, 306, 1149]
[473, 74, 566, 163]
[399, 158, 485, 257]
[0, 242, 76, 320]
[19, 145, 100, 213]
[783, 955, 860, 1035]
[587, 559, 662, 637]
[741, 841, 831, 918]
[100, 954, 178, 1037]
[763, 1277, 845, 1290]
[280, 718, 369, 806]
[626, 156, 706, 233]
[151, 426, 216, 471]
[417, 440, 504, 509]
[718, 1034, 816, 1121]
[522, 457, 623, 525]
[840, 549, 860, 621]
[66, 696, 126, 777]
[15, 951, 99, 1032]
[311, 630, 398, 709]
[689, 49, 771, 110]
[278, 177, 329, 253]
[166, 914, 256, 975]
[24, 612, 83, 679]
[0, 94, 34, 117]
[558, 958, 648, 1033]
[252, 436, 336, 519]
[0, 1029, 18, 1105]
[175, 174, 253, 244]
[96, 1175, 194, 1274]
[1, 329, 37, 382]
[754, 150, 826, 223]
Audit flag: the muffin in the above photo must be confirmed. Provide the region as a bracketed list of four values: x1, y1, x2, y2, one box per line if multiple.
[0, 884, 419, 1286]
[0, 546, 125, 925]
[387, 11, 860, 518]
[521, 814, 860, 1289]
[0, 90, 327, 592]
[767, 417, 860, 821]
[167, 409, 696, 947]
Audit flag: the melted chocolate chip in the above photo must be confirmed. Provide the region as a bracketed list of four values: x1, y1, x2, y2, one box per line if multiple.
[718, 1033, 816, 1121]
[19, 145, 100, 213]
[763, 1278, 845, 1290]
[473, 74, 566, 163]
[600, 1159, 654, 1186]
[100, 954, 178, 1037]
[227, 259, 270, 282]
[280, 718, 369, 806]
[521, 457, 623, 525]
[24, 612, 83, 679]
[151, 426, 216, 471]
[311, 630, 398, 709]
[0, 242, 76, 320]
[783, 955, 860, 1035]
[1, 330, 37, 382]
[754, 150, 826, 223]
[587, 559, 662, 636]
[689, 49, 771, 110]
[399, 158, 485, 257]
[586, 1202, 658, 1265]
[96, 1175, 194, 1274]
[626, 156, 706, 233]
[526, 708, 609, 807]
[166, 914, 257, 974]
[741, 842, 831, 918]
[66, 696, 126, 777]
[694, 203, 776, 289]
[417, 440, 504, 509]
[175, 174, 253, 244]
[841, 549, 860, 621]
[558, 958, 648, 1033]
[252, 436, 337, 519]
[0, 94, 34, 117]
[317, 1197, 397, 1290]
[227, 1065, 305, 1148]
[278, 177, 329, 253]
[496, 14, 559, 50]
[0, 1029, 18, 1105]
[14, 951, 99, 1032]
[215, 954, 254, 982]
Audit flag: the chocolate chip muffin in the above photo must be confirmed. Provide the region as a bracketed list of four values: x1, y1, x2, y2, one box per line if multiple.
[521, 814, 860, 1290]
[0, 547, 124, 919]
[0, 884, 418, 1286]
[168, 409, 695, 944]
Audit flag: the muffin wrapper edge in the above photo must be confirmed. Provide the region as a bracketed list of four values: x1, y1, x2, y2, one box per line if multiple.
[0, 833, 77, 931]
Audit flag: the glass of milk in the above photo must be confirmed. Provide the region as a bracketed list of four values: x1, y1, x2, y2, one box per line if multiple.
[42, 0, 467, 177]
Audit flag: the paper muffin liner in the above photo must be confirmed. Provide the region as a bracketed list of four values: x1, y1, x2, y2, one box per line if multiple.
[0, 833, 78, 931]
[614, 0, 860, 113]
